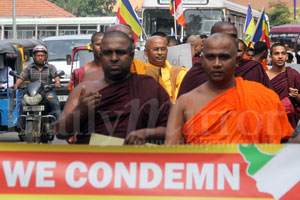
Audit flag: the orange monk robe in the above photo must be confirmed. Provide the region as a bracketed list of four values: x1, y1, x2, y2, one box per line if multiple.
[142, 60, 188, 103]
[243, 55, 250, 60]
[183, 77, 293, 144]
[261, 59, 269, 71]
[130, 58, 147, 74]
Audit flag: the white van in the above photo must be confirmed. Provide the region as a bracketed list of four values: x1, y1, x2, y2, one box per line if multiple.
[43, 35, 92, 83]
[43, 35, 91, 105]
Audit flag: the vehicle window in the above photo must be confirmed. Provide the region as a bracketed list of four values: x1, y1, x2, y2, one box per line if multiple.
[73, 50, 94, 70]
[143, 9, 181, 37]
[184, 9, 223, 36]
[143, 9, 223, 37]
[44, 39, 90, 61]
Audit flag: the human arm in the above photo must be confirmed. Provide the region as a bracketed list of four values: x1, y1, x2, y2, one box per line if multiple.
[54, 76, 60, 88]
[13, 78, 24, 89]
[55, 84, 101, 139]
[289, 87, 300, 104]
[14, 66, 29, 89]
[165, 97, 185, 145]
[124, 126, 166, 145]
[8, 67, 13, 88]
[288, 123, 300, 143]
[0, 67, 13, 89]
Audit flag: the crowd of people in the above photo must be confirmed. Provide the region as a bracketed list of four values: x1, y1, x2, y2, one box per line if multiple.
[13, 21, 300, 145]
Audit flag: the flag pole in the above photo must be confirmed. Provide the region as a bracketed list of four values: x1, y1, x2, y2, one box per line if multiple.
[142, 27, 148, 40]
[173, 1, 177, 40]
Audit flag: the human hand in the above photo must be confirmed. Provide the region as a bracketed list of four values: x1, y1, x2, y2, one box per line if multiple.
[124, 130, 147, 145]
[289, 87, 299, 98]
[76, 85, 102, 117]
[55, 83, 61, 88]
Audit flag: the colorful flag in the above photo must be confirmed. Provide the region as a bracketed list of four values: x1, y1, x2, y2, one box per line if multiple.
[243, 4, 256, 47]
[252, 8, 270, 49]
[244, 4, 256, 35]
[170, 0, 186, 28]
[116, 0, 142, 42]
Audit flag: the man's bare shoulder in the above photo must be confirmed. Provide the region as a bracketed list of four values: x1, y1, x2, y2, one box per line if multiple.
[76, 79, 107, 93]
[177, 83, 206, 107]
[180, 83, 206, 99]
[82, 69, 104, 82]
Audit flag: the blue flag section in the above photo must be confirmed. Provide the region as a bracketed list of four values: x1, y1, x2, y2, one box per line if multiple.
[295, 0, 297, 21]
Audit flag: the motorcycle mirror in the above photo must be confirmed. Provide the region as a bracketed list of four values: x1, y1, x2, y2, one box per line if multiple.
[55, 70, 65, 77]
[66, 55, 71, 65]
[9, 70, 21, 78]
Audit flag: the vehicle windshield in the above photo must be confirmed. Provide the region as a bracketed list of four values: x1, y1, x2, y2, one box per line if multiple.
[73, 49, 93, 70]
[184, 9, 223, 35]
[143, 9, 180, 38]
[44, 39, 90, 61]
[143, 9, 223, 37]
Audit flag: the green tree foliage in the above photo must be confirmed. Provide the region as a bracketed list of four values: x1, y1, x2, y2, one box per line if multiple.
[49, 0, 116, 17]
[266, 0, 292, 28]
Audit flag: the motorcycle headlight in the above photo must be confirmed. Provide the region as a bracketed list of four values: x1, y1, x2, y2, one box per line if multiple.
[24, 93, 42, 106]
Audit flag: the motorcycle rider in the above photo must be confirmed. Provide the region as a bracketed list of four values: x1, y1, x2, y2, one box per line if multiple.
[14, 45, 61, 132]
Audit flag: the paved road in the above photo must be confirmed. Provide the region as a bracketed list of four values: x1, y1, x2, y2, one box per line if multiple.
[0, 131, 68, 144]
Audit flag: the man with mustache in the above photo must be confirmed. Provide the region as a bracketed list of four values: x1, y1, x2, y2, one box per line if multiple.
[166, 33, 293, 144]
[144, 36, 188, 103]
[267, 43, 300, 128]
[55, 31, 171, 144]
[178, 21, 272, 97]
[81, 24, 146, 83]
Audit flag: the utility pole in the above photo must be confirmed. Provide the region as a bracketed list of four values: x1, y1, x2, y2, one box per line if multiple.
[13, 0, 17, 39]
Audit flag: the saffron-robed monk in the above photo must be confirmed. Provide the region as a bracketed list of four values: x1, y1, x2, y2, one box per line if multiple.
[166, 33, 293, 145]
[178, 22, 272, 97]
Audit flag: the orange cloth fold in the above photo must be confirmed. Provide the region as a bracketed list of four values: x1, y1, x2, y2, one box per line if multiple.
[261, 59, 269, 71]
[183, 77, 293, 144]
[130, 58, 146, 74]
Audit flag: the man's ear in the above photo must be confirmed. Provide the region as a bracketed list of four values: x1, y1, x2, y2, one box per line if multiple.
[144, 48, 148, 57]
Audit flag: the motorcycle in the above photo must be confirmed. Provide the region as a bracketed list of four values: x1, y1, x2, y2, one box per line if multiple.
[10, 70, 65, 143]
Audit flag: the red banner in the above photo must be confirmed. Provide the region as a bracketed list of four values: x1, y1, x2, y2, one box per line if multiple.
[0, 143, 299, 199]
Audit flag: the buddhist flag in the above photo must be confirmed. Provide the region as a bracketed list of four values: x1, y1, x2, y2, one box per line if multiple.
[252, 8, 270, 49]
[116, 0, 142, 42]
[170, 0, 186, 28]
[244, 4, 256, 47]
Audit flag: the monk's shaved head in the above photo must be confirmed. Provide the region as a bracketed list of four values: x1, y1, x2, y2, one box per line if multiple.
[145, 36, 168, 49]
[106, 24, 134, 42]
[203, 33, 237, 55]
[101, 30, 133, 52]
[187, 35, 199, 45]
[145, 36, 168, 67]
[211, 21, 238, 38]
[202, 33, 238, 87]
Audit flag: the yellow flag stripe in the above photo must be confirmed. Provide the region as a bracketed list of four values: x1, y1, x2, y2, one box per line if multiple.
[119, 1, 142, 36]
